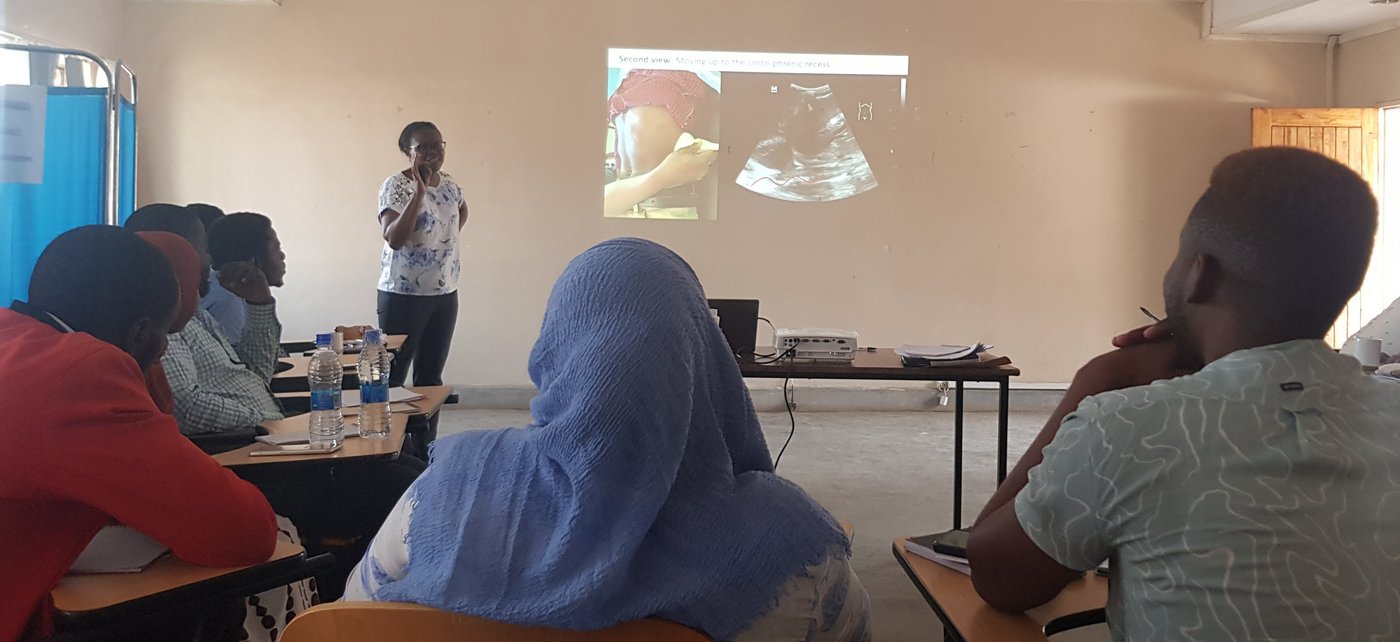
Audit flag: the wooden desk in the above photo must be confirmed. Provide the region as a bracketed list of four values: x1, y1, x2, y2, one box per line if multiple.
[213, 412, 408, 468]
[274, 354, 357, 379]
[275, 385, 451, 417]
[272, 354, 359, 393]
[53, 540, 323, 632]
[892, 538, 1108, 642]
[344, 385, 451, 420]
[282, 334, 407, 354]
[742, 349, 1021, 528]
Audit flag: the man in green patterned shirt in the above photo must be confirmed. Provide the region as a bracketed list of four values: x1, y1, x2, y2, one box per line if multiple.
[969, 147, 1400, 641]
[126, 204, 284, 434]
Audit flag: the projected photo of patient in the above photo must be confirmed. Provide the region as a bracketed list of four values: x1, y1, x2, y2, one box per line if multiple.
[604, 68, 721, 220]
[735, 83, 878, 202]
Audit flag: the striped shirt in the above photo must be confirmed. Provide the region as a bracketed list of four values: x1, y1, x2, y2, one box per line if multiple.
[1017, 339, 1400, 641]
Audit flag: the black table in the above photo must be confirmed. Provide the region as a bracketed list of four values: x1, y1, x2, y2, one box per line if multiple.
[740, 348, 1020, 529]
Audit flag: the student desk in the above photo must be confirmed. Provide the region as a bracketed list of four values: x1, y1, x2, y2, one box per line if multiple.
[273, 341, 418, 393]
[338, 384, 449, 422]
[272, 354, 359, 394]
[892, 538, 1108, 642]
[281, 334, 407, 355]
[52, 540, 329, 635]
[277, 384, 452, 442]
[740, 349, 1021, 528]
[213, 412, 409, 469]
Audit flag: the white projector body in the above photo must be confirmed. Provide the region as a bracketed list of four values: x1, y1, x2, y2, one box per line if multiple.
[774, 328, 859, 361]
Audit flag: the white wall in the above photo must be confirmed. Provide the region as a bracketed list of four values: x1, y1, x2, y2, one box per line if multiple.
[118, 0, 1326, 388]
[1338, 28, 1400, 107]
[0, 0, 124, 60]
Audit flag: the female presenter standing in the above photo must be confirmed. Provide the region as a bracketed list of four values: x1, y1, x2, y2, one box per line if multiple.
[377, 121, 468, 388]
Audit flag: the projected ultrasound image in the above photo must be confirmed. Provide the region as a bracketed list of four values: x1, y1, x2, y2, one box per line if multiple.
[604, 50, 909, 219]
[735, 83, 878, 203]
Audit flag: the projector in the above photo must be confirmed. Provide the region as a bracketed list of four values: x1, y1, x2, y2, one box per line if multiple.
[774, 328, 859, 361]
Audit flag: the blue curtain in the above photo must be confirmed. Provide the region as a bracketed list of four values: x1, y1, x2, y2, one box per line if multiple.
[119, 97, 136, 222]
[0, 87, 108, 305]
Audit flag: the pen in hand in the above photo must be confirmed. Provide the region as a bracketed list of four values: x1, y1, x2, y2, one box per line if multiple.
[1139, 307, 1163, 323]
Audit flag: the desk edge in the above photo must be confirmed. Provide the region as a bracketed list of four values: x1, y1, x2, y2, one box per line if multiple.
[892, 540, 969, 642]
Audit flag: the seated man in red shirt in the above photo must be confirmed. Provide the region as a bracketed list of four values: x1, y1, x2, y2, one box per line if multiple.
[0, 226, 278, 641]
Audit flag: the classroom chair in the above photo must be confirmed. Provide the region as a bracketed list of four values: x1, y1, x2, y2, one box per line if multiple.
[280, 602, 712, 642]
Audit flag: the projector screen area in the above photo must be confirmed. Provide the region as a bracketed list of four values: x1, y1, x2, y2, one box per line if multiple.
[604, 49, 910, 220]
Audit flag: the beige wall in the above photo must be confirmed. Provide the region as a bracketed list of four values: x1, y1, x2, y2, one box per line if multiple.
[119, 0, 1325, 387]
[1339, 28, 1400, 107]
[0, 0, 123, 60]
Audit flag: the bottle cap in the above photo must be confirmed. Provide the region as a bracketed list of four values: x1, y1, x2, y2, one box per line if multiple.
[315, 333, 333, 347]
[365, 329, 382, 343]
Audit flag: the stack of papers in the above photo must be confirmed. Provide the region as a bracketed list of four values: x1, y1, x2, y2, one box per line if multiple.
[903, 537, 972, 575]
[895, 344, 991, 361]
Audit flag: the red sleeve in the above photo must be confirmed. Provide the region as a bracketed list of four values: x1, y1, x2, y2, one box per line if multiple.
[144, 361, 176, 415]
[26, 344, 277, 566]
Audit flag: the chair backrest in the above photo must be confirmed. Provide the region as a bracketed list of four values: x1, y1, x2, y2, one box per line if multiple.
[280, 602, 712, 642]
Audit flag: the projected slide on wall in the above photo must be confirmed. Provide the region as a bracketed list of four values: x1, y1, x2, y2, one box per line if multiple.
[604, 48, 910, 220]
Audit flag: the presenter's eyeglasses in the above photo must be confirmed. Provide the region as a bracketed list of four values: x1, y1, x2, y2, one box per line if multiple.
[410, 142, 447, 153]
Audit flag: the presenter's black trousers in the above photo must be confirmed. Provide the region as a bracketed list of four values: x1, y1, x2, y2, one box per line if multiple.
[376, 289, 458, 388]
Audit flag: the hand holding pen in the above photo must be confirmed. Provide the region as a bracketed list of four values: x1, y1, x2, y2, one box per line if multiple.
[1113, 307, 1172, 348]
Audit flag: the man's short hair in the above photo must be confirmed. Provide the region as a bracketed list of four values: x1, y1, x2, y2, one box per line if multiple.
[1185, 147, 1377, 334]
[186, 203, 225, 232]
[207, 212, 273, 269]
[125, 204, 202, 248]
[28, 226, 178, 344]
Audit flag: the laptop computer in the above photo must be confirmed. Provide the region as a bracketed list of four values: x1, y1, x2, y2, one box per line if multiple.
[708, 299, 760, 361]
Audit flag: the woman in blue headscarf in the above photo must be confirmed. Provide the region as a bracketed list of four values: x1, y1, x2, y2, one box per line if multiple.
[344, 238, 869, 641]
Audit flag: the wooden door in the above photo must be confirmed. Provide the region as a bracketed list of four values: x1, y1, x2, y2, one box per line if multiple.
[1251, 108, 1383, 347]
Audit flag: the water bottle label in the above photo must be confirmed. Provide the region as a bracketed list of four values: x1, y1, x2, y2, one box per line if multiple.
[360, 382, 390, 403]
[311, 389, 340, 411]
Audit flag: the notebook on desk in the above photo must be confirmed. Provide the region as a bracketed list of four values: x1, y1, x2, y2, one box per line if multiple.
[904, 533, 971, 575]
[896, 344, 1010, 368]
[901, 353, 1012, 369]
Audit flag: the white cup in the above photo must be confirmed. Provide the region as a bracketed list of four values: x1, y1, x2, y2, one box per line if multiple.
[1354, 337, 1382, 369]
[331, 331, 345, 355]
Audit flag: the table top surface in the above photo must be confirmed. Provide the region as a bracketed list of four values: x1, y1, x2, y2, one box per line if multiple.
[740, 348, 1020, 381]
[277, 385, 452, 419]
[274, 353, 360, 380]
[350, 384, 450, 418]
[893, 538, 1108, 642]
[212, 411, 408, 467]
[286, 334, 406, 351]
[52, 540, 305, 615]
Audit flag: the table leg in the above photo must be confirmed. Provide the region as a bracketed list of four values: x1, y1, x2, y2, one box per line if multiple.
[953, 380, 965, 530]
[997, 377, 1010, 486]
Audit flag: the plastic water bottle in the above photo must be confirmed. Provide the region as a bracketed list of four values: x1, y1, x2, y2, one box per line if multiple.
[358, 329, 392, 439]
[308, 333, 344, 449]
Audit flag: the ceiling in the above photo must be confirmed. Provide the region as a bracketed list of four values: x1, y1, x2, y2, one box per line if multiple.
[1208, 0, 1400, 41]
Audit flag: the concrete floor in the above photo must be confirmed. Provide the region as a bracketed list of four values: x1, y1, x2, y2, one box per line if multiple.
[437, 408, 1107, 642]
